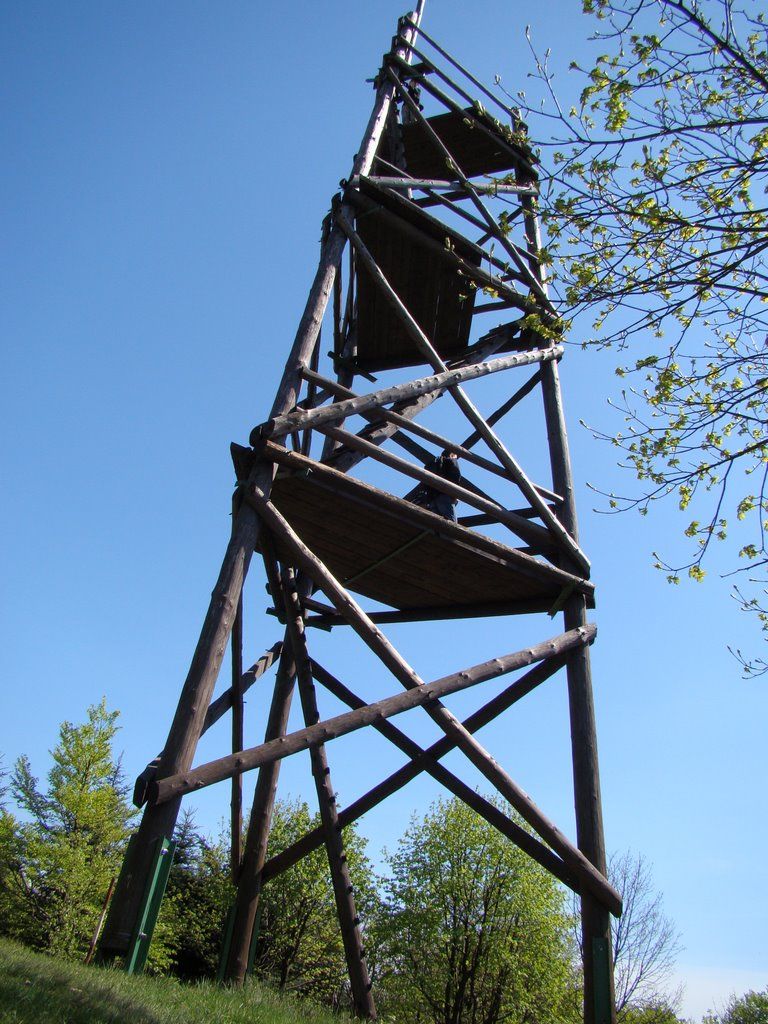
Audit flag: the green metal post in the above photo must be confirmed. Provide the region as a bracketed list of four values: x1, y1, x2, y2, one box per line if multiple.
[123, 837, 176, 975]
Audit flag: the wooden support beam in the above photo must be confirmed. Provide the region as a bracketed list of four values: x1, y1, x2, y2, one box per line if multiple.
[223, 493, 619, 916]
[390, 39, 535, 176]
[303, 367, 531, 489]
[98, 491, 266, 959]
[224, 639, 299, 985]
[262, 651, 568, 883]
[203, 643, 282, 732]
[316, 422, 554, 552]
[150, 624, 594, 805]
[309, 659, 577, 891]
[398, 19, 525, 127]
[259, 530, 286, 624]
[260, 345, 562, 442]
[516, 124, 616, 1019]
[323, 329, 522, 476]
[281, 572, 376, 1018]
[334, 212, 588, 572]
[302, 598, 559, 628]
[328, 387, 443, 475]
[356, 175, 536, 195]
[460, 371, 543, 451]
[369, 153, 500, 237]
[134, 641, 285, 810]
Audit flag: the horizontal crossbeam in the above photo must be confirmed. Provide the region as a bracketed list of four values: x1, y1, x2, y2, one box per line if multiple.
[149, 625, 594, 804]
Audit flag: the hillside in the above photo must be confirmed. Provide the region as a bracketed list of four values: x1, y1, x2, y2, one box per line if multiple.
[0, 938, 347, 1024]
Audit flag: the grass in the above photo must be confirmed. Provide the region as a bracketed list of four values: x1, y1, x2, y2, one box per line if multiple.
[0, 938, 348, 1024]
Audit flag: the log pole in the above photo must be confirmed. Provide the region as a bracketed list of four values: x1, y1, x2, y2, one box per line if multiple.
[282, 572, 376, 1018]
[224, 638, 298, 984]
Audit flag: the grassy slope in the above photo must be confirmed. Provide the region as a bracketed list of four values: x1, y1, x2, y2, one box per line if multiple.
[0, 938, 346, 1024]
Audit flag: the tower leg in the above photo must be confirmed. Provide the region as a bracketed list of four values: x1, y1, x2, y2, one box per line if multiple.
[225, 641, 298, 984]
[283, 571, 376, 1019]
[565, 595, 615, 1024]
[539, 359, 616, 1024]
[98, 502, 260, 959]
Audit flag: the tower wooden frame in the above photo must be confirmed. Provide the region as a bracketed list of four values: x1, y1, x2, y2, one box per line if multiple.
[99, 9, 621, 1023]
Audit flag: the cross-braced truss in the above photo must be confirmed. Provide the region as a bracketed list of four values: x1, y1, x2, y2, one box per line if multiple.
[99, 10, 620, 1023]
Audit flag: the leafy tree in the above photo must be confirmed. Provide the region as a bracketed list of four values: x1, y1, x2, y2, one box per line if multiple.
[0, 700, 135, 957]
[621, 1003, 687, 1024]
[376, 796, 578, 1024]
[704, 988, 768, 1024]
[518, 0, 768, 666]
[151, 810, 234, 978]
[252, 797, 380, 1011]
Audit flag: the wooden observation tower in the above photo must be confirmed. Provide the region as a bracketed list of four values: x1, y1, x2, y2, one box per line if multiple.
[99, 8, 621, 1023]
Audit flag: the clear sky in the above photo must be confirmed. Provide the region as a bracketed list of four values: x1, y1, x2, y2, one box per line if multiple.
[2, 3, 766, 1020]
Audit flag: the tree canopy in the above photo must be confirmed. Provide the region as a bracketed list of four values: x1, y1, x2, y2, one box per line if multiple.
[704, 987, 768, 1024]
[376, 796, 577, 1024]
[519, 0, 768, 667]
[0, 700, 135, 957]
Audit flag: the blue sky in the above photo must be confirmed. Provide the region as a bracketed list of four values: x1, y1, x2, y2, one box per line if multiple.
[2, 3, 766, 1019]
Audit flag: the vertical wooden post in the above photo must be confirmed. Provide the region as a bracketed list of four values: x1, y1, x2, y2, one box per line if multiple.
[98, 497, 263, 960]
[540, 360, 615, 1024]
[282, 570, 376, 1019]
[224, 640, 298, 984]
[515, 129, 616, 1023]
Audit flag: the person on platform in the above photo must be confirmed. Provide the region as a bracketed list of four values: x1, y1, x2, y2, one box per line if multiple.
[410, 449, 461, 521]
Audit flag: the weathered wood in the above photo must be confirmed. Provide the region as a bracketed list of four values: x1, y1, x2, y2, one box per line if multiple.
[203, 643, 282, 732]
[132, 642, 284, 810]
[518, 115, 616, 1019]
[259, 530, 287, 623]
[398, 18, 522, 124]
[322, 327, 523, 476]
[262, 650, 569, 883]
[261, 345, 562, 441]
[391, 42, 534, 175]
[317, 422, 555, 551]
[310, 659, 577, 891]
[336, 212, 566, 514]
[84, 876, 116, 965]
[358, 175, 536, 195]
[98, 490, 266, 958]
[224, 640, 298, 985]
[268, 12, 425, 421]
[301, 595, 561, 628]
[354, 178, 522, 281]
[150, 624, 594, 804]
[244, 493, 619, 916]
[262, 444, 594, 598]
[304, 368, 530, 489]
[328, 386, 444, 475]
[473, 300, 516, 313]
[460, 370, 543, 450]
[282, 572, 376, 1018]
[371, 156, 494, 236]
